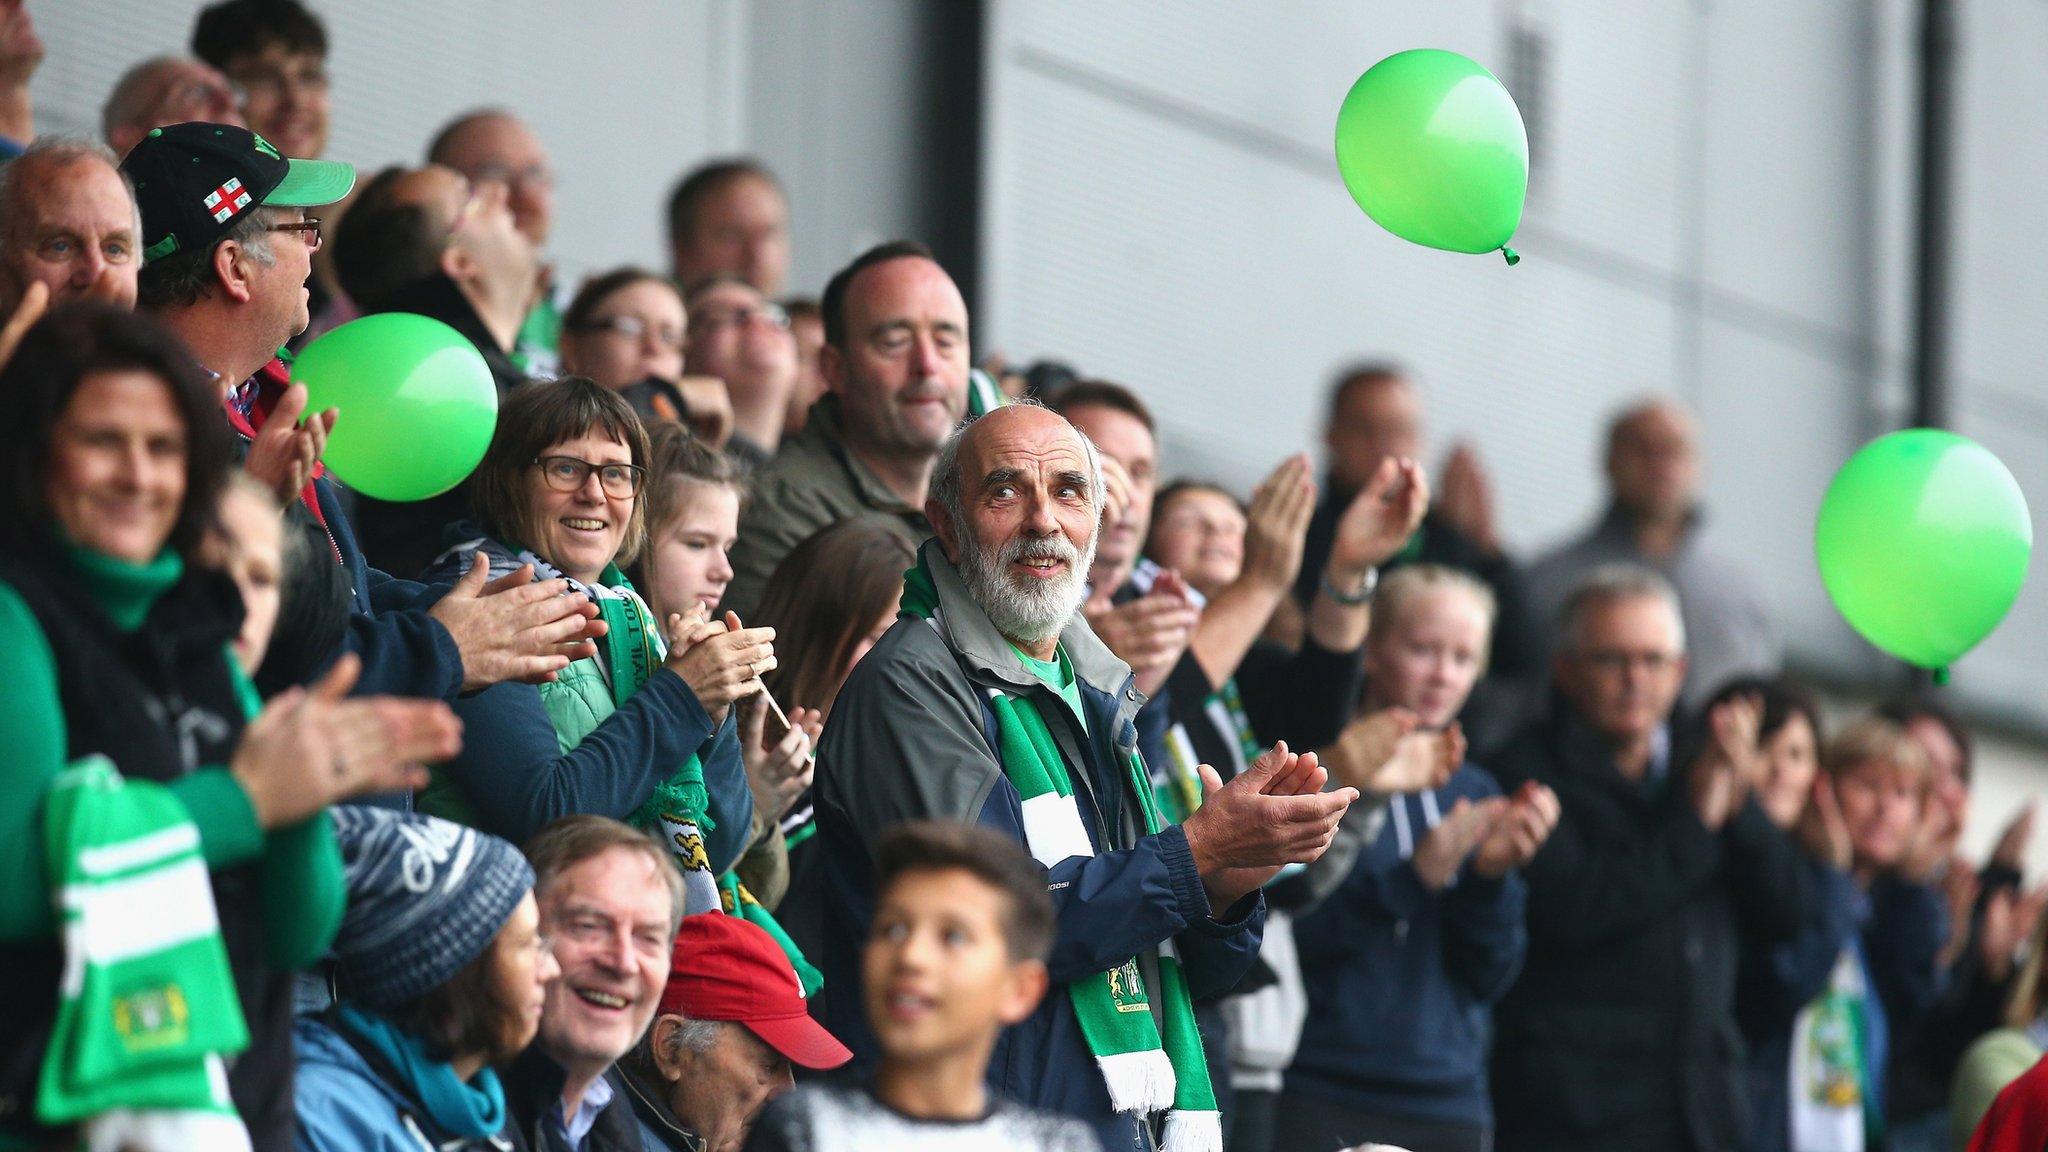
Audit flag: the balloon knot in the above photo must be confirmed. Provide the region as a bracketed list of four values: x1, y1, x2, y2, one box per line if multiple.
[1933, 665, 1951, 686]
[1501, 246, 1521, 266]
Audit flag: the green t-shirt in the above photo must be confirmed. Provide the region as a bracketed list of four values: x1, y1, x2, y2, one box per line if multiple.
[1010, 642, 1088, 736]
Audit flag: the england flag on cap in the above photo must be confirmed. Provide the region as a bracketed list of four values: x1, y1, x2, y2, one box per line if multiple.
[204, 177, 251, 223]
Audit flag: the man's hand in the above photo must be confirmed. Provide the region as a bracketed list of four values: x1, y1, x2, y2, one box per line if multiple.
[1097, 452, 1134, 537]
[1990, 803, 2037, 873]
[673, 375, 734, 448]
[1325, 455, 1430, 580]
[1180, 742, 1358, 911]
[1414, 796, 1507, 891]
[242, 383, 340, 504]
[1436, 442, 1502, 558]
[1470, 780, 1561, 878]
[1084, 580, 1198, 700]
[1320, 709, 1461, 798]
[429, 554, 606, 692]
[1976, 883, 2048, 982]
[1239, 453, 1316, 593]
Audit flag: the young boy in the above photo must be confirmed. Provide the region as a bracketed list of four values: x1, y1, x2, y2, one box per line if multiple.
[744, 821, 1101, 1151]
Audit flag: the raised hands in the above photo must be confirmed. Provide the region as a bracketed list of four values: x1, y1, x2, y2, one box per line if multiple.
[1470, 780, 1562, 879]
[1085, 570, 1199, 698]
[1415, 796, 1507, 891]
[665, 607, 775, 724]
[1181, 741, 1359, 911]
[1325, 454, 1430, 579]
[230, 654, 463, 829]
[431, 555, 607, 691]
[741, 693, 820, 820]
[1688, 692, 1762, 832]
[243, 382, 339, 504]
[1437, 441, 1502, 558]
[1239, 453, 1316, 592]
[1320, 708, 1462, 798]
[1796, 774, 1854, 871]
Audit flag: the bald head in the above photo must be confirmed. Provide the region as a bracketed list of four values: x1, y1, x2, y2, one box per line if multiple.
[1605, 398, 1700, 524]
[428, 109, 554, 247]
[103, 56, 243, 157]
[930, 403, 1103, 648]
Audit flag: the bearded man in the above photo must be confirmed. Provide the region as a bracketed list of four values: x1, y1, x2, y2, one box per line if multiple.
[814, 401, 1360, 1152]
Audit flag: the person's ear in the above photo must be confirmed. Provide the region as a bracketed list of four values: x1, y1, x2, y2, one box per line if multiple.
[648, 1015, 686, 1082]
[439, 236, 473, 284]
[996, 958, 1049, 1027]
[819, 340, 846, 397]
[213, 238, 257, 305]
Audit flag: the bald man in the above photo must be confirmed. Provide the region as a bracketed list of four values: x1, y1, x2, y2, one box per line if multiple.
[0, 137, 141, 314]
[428, 108, 559, 373]
[815, 400, 1360, 1152]
[1524, 398, 1779, 711]
[101, 56, 242, 156]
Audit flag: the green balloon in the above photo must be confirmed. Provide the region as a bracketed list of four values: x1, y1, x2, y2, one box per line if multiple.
[1334, 49, 1529, 261]
[1814, 429, 2032, 672]
[291, 314, 499, 502]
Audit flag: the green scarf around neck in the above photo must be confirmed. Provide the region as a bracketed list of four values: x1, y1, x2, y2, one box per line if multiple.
[900, 552, 1219, 1152]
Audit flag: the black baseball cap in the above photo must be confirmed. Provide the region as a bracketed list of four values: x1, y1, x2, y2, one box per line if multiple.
[120, 122, 355, 265]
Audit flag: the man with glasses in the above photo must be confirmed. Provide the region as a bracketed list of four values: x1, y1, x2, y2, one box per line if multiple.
[127, 124, 604, 719]
[1487, 564, 1806, 1152]
[331, 162, 541, 576]
[429, 108, 562, 374]
[1525, 397, 1780, 713]
[101, 56, 244, 157]
[0, 137, 141, 315]
[683, 273, 798, 471]
[192, 0, 331, 163]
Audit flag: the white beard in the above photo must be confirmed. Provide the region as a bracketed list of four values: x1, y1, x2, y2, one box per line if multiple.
[958, 528, 1097, 647]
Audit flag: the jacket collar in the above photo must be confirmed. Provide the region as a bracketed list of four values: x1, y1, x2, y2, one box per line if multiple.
[615, 1062, 705, 1152]
[921, 539, 1136, 704]
[373, 273, 526, 391]
[797, 396, 923, 517]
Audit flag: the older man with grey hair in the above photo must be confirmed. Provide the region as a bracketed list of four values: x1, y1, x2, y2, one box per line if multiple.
[814, 401, 1360, 1152]
[102, 55, 243, 156]
[0, 136, 142, 314]
[1487, 563, 1807, 1152]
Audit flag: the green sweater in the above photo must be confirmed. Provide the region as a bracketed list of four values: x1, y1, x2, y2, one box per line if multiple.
[0, 545, 344, 969]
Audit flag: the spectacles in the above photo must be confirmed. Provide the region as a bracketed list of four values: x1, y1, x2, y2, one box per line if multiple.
[270, 216, 322, 251]
[578, 314, 684, 351]
[230, 63, 330, 101]
[1580, 650, 1681, 675]
[689, 302, 789, 333]
[531, 455, 646, 498]
[467, 162, 554, 192]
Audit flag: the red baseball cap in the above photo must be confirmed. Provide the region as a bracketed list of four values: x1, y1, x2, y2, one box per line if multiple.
[660, 913, 852, 1070]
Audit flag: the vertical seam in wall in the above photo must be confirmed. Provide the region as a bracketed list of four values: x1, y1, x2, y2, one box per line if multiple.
[1677, 0, 1713, 408]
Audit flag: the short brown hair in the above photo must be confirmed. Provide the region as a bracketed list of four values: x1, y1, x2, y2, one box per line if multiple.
[1049, 379, 1156, 434]
[524, 815, 684, 936]
[873, 821, 1055, 963]
[564, 266, 680, 336]
[469, 377, 652, 568]
[666, 159, 779, 247]
[331, 166, 449, 311]
[1822, 717, 1932, 790]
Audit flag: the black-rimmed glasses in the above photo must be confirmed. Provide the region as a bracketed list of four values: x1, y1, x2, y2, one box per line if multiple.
[531, 455, 646, 498]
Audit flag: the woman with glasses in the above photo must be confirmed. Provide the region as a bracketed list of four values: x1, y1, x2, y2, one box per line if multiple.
[560, 267, 733, 450]
[295, 809, 558, 1152]
[416, 377, 763, 912]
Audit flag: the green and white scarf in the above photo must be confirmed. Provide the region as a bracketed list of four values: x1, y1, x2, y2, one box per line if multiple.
[902, 558, 1219, 1152]
[38, 755, 251, 1151]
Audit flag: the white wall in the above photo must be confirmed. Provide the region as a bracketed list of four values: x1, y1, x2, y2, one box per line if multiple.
[979, 0, 2048, 739]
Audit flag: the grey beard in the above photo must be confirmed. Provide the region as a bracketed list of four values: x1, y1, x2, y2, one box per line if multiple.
[958, 530, 1096, 647]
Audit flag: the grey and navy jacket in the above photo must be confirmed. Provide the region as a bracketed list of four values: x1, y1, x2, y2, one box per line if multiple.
[815, 542, 1266, 1152]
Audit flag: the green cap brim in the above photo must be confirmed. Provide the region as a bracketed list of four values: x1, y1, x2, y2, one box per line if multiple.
[264, 158, 356, 207]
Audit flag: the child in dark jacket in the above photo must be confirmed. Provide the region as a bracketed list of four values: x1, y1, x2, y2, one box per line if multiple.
[1281, 566, 1559, 1152]
[1740, 710, 1949, 1152]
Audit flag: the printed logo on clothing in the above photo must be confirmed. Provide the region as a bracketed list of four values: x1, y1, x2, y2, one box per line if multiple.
[203, 177, 251, 223]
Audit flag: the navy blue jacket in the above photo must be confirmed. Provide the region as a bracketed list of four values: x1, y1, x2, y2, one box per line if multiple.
[412, 545, 752, 869]
[1738, 856, 1948, 1152]
[1290, 764, 1527, 1127]
[315, 475, 467, 701]
[817, 545, 1265, 1152]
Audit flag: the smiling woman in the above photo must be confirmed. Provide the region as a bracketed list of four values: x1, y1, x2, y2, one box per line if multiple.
[417, 377, 765, 922]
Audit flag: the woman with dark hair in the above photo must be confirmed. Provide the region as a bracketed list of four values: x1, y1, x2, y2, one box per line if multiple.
[749, 516, 916, 961]
[559, 267, 731, 446]
[416, 377, 760, 916]
[0, 305, 460, 1149]
[295, 808, 557, 1151]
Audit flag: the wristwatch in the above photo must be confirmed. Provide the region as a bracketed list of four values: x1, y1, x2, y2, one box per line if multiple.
[1322, 565, 1379, 606]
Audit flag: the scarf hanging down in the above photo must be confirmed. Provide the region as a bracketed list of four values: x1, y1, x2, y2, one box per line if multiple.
[38, 755, 252, 1152]
[900, 557, 1219, 1152]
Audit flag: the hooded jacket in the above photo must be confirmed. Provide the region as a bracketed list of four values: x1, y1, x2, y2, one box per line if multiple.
[814, 541, 1265, 1152]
